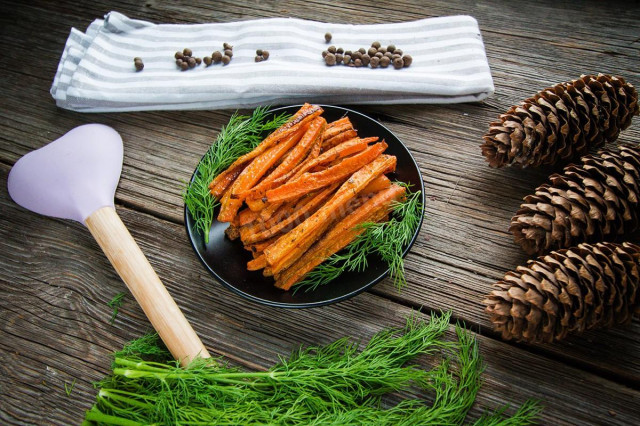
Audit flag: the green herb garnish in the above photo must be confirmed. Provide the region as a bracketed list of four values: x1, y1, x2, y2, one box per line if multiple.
[64, 379, 76, 397]
[83, 312, 541, 425]
[107, 292, 126, 325]
[296, 183, 423, 292]
[183, 107, 291, 243]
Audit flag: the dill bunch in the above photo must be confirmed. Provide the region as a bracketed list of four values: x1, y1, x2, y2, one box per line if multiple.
[296, 183, 423, 292]
[82, 312, 541, 425]
[183, 107, 291, 243]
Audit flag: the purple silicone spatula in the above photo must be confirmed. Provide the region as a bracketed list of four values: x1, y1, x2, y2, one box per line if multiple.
[7, 124, 210, 365]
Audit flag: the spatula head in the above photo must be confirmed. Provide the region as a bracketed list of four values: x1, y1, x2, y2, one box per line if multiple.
[7, 124, 123, 223]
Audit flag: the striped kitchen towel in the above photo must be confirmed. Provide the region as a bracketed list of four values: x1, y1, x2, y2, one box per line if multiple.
[51, 11, 494, 112]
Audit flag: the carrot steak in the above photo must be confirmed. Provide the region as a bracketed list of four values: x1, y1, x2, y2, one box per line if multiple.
[210, 104, 403, 290]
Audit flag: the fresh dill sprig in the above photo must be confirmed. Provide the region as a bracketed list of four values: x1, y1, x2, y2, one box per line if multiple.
[106, 292, 126, 325]
[296, 183, 423, 292]
[64, 379, 76, 397]
[82, 312, 541, 425]
[183, 107, 291, 244]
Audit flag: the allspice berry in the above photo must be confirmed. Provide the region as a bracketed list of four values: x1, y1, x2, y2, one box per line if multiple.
[343, 55, 352, 65]
[195, 57, 202, 65]
[387, 44, 396, 53]
[402, 55, 412, 67]
[393, 57, 404, 69]
[354, 58, 362, 67]
[223, 42, 233, 50]
[187, 57, 196, 68]
[380, 56, 391, 68]
[345, 50, 353, 56]
[183, 48, 192, 57]
[256, 49, 263, 56]
[335, 53, 344, 64]
[175, 51, 184, 60]
[394, 49, 403, 56]
[358, 47, 366, 54]
[328, 45, 337, 54]
[262, 50, 270, 60]
[221, 55, 231, 65]
[322, 50, 328, 58]
[377, 46, 387, 54]
[352, 51, 362, 60]
[325, 52, 336, 66]
[134, 58, 144, 71]
[368, 47, 377, 57]
[384, 52, 393, 59]
[361, 54, 370, 66]
[224, 49, 233, 58]
[371, 41, 381, 49]
[255, 55, 263, 62]
[204, 56, 212, 66]
[375, 52, 383, 58]
[212, 51, 222, 63]
[180, 61, 188, 70]
[370, 56, 380, 68]
[325, 32, 332, 43]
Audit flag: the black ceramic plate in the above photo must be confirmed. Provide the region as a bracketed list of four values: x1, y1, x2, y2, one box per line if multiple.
[185, 105, 424, 308]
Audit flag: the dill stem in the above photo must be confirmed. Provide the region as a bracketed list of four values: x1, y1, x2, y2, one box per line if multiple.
[84, 409, 144, 426]
[99, 389, 154, 409]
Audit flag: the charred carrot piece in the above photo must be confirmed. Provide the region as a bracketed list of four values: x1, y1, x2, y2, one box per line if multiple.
[217, 125, 307, 222]
[266, 141, 388, 204]
[247, 254, 267, 271]
[361, 174, 391, 194]
[209, 104, 322, 191]
[264, 154, 397, 274]
[322, 119, 354, 142]
[209, 163, 245, 198]
[243, 184, 338, 245]
[274, 184, 406, 290]
[322, 129, 358, 151]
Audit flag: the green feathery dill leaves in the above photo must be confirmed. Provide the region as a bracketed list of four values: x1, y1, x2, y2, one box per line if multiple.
[296, 183, 423, 293]
[106, 292, 126, 325]
[183, 107, 291, 243]
[82, 312, 541, 425]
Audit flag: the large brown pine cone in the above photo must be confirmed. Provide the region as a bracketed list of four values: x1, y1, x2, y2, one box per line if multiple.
[481, 74, 638, 168]
[510, 144, 640, 256]
[484, 242, 640, 343]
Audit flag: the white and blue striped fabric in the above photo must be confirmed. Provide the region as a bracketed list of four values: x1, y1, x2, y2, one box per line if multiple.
[51, 12, 494, 112]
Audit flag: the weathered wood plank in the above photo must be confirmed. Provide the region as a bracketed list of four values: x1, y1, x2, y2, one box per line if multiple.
[1, 163, 638, 425]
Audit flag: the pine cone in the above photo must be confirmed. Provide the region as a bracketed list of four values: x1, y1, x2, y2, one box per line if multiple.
[484, 242, 640, 343]
[481, 74, 638, 168]
[510, 144, 640, 255]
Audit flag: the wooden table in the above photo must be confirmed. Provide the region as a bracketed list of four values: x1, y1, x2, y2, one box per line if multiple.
[1, 1, 639, 424]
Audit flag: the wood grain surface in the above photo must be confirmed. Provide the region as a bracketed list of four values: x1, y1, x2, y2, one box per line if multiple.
[1, 0, 639, 424]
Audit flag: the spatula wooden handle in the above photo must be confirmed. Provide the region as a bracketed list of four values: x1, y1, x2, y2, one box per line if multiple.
[85, 206, 210, 366]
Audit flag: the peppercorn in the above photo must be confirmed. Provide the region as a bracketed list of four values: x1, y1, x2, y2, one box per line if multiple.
[392, 57, 404, 69]
[371, 41, 381, 49]
[358, 47, 366, 54]
[354, 58, 362, 67]
[180, 61, 188, 70]
[183, 48, 192, 57]
[223, 42, 233, 50]
[335, 53, 344, 64]
[255, 55, 263, 62]
[328, 45, 336, 54]
[387, 44, 396, 53]
[342, 55, 351, 65]
[256, 49, 263, 56]
[203, 56, 212, 66]
[380, 56, 391, 68]
[369, 56, 380, 68]
[212, 51, 222, 63]
[221, 55, 230, 65]
[325, 52, 336, 66]
[367, 47, 377, 57]
[175, 51, 184, 60]
[361, 54, 371, 66]
[336, 47, 344, 54]
[195, 57, 202, 65]
[325, 32, 332, 43]
[134, 57, 144, 71]
[262, 50, 269, 60]
[402, 55, 412, 67]
[224, 49, 233, 58]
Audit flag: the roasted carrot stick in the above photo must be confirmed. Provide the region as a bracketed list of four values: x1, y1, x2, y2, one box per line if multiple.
[242, 184, 338, 245]
[265, 142, 388, 204]
[264, 154, 397, 274]
[208, 104, 321, 192]
[322, 119, 354, 142]
[237, 208, 260, 227]
[361, 174, 391, 194]
[247, 254, 267, 271]
[324, 117, 351, 131]
[275, 184, 406, 290]
[209, 164, 245, 198]
[217, 125, 308, 222]
[322, 129, 359, 151]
